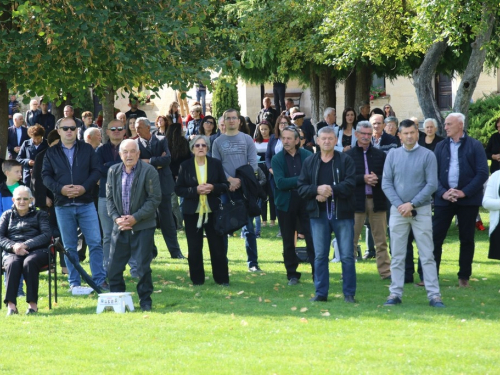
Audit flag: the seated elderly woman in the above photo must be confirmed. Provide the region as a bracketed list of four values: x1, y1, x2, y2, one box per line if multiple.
[0, 186, 51, 315]
[175, 135, 230, 286]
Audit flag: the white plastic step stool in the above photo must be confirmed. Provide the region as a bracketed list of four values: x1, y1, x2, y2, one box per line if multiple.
[96, 292, 135, 313]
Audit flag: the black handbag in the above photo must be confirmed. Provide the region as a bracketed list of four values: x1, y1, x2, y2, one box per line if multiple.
[213, 196, 248, 236]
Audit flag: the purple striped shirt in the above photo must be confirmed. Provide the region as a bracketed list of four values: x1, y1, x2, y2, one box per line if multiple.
[121, 164, 136, 215]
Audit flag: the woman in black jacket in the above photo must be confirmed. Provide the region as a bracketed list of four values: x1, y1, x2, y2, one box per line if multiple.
[1, 186, 51, 315]
[175, 135, 230, 286]
[485, 117, 500, 174]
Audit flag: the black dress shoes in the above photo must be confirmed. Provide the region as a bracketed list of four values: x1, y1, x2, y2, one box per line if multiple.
[309, 295, 327, 302]
[344, 296, 356, 303]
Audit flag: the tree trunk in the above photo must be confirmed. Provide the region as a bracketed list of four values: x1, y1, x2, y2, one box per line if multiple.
[309, 67, 320, 125]
[318, 69, 336, 120]
[102, 86, 115, 143]
[412, 40, 448, 135]
[52, 99, 65, 122]
[453, 9, 496, 129]
[344, 69, 356, 109]
[0, 80, 8, 158]
[354, 64, 372, 112]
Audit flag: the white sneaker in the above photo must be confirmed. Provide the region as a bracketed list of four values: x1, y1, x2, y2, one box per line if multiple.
[70, 286, 94, 295]
[330, 258, 341, 263]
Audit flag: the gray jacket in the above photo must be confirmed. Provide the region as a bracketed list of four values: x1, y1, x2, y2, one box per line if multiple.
[106, 160, 161, 231]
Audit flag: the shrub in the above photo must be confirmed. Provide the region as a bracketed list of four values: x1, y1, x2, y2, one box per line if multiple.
[211, 77, 240, 119]
[467, 93, 500, 147]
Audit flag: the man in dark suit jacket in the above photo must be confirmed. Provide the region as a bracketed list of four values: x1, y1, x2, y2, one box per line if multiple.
[7, 114, 29, 159]
[135, 117, 185, 259]
[370, 114, 398, 154]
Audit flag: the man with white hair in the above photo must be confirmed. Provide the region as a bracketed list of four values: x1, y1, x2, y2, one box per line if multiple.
[432, 113, 488, 288]
[316, 107, 337, 132]
[135, 117, 185, 259]
[83, 127, 102, 149]
[106, 139, 161, 311]
[256, 97, 278, 126]
[7, 113, 29, 159]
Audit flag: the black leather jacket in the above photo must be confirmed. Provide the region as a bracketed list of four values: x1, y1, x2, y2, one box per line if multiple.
[0, 207, 51, 255]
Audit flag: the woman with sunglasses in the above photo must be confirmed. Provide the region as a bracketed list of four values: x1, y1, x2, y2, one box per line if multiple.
[265, 114, 292, 227]
[1, 186, 51, 315]
[175, 135, 230, 286]
[297, 128, 314, 153]
[383, 104, 396, 118]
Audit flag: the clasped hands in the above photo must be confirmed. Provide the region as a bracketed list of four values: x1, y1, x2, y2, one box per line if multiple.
[13, 243, 29, 256]
[364, 172, 378, 186]
[228, 177, 241, 192]
[397, 202, 414, 218]
[116, 215, 137, 231]
[61, 185, 86, 199]
[442, 188, 465, 203]
[316, 184, 332, 203]
[197, 183, 214, 195]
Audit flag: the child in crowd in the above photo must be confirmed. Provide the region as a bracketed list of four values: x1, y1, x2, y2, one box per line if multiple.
[0, 160, 26, 297]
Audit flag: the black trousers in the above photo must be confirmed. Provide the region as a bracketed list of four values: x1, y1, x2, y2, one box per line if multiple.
[184, 212, 229, 285]
[273, 82, 286, 115]
[433, 204, 479, 280]
[3, 249, 48, 306]
[157, 194, 182, 257]
[277, 192, 315, 280]
[108, 227, 155, 307]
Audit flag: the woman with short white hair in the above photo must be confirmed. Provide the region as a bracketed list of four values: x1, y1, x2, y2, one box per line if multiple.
[1, 186, 51, 315]
[418, 118, 444, 151]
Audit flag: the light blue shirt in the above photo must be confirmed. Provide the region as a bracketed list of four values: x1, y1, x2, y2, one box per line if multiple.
[448, 135, 463, 188]
[16, 126, 22, 145]
[61, 141, 76, 167]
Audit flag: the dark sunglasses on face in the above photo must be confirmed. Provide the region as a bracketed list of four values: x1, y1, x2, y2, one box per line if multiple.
[194, 144, 207, 148]
[110, 127, 124, 131]
[61, 126, 77, 131]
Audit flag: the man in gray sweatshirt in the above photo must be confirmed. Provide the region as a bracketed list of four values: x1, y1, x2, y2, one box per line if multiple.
[382, 120, 445, 308]
[212, 108, 261, 272]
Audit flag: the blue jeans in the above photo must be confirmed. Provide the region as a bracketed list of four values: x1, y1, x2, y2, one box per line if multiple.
[55, 204, 107, 287]
[222, 192, 258, 267]
[310, 211, 356, 297]
[196, 90, 207, 115]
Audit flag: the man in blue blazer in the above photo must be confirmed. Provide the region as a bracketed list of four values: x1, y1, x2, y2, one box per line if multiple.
[7, 114, 29, 159]
[433, 113, 488, 288]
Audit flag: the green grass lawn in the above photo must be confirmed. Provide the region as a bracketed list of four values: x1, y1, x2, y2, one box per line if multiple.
[1, 209, 499, 374]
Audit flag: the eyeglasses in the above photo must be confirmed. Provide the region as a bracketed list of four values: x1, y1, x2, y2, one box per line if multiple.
[61, 126, 77, 131]
[299, 136, 305, 140]
[204, 121, 214, 125]
[110, 127, 124, 131]
[357, 131, 373, 136]
[194, 144, 207, 148]
[225, 116, 238, 121]
[15, 197, 30, 201]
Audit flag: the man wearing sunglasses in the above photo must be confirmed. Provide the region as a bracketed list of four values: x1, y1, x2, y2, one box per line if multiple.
[96, 120, 126, 270]
[42, 118, 109, 294]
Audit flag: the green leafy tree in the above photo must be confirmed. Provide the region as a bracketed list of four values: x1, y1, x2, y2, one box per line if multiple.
[0, 0, 226, 148]
[211, 77, 240, 119]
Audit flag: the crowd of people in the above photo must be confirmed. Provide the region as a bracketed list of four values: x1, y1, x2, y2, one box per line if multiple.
[1, 93, 498, 315]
